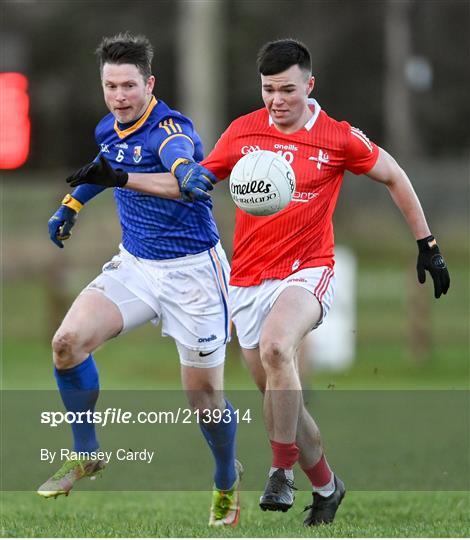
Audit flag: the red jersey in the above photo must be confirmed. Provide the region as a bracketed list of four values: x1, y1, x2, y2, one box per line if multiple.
[202, 100, 379, 286]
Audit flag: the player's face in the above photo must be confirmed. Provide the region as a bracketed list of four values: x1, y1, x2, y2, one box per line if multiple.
[261, 65, 315, 133]
[101, 63, 155, 124]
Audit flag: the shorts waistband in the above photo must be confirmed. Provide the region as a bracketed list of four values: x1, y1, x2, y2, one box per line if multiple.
[120, 242, 222, 269]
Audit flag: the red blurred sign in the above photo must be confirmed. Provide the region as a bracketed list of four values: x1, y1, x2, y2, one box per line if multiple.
[0, 72, 30, 169]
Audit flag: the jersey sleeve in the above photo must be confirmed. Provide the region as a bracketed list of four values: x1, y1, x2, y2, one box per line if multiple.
[201, 124, 234, 180]
[343, 124, 379, 175]
[153, 116, 197, 172]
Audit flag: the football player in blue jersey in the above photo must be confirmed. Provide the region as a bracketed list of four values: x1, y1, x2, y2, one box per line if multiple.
[39, 32, 242, 527]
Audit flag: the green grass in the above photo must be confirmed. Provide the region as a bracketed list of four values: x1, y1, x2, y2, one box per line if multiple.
[1, 490, 469, 537]
[2, 192, 469, 538]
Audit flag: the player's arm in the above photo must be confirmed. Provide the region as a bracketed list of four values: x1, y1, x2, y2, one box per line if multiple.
[367, 148, 430, 238]
[155, 125, 233, 195]
[50, 122, 112, 248]
[157, 129, 217, 201]
[66, 153, 214, 201]
[67, 120, 218, 201]
[66, 154, 181, 198]
[67, 121, 233, 200]
[124, 128, 233, 196]
[124, 125, 233, 194]
[48, 182, 105, 249]
[366, 147, 450, 298]
[125, 170, 181, 198]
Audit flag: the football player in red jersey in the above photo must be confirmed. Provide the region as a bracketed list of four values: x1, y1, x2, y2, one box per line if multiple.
[68, 38, 450, 526]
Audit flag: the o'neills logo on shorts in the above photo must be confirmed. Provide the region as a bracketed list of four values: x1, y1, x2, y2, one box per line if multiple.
[230, 180, 272, 195]
[198, 334, 217, 343]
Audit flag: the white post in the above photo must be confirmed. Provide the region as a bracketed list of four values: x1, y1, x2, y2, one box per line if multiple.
[303, 246, 357, 371]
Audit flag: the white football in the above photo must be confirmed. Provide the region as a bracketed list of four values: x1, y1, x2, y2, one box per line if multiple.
[229, 150, 296, 216]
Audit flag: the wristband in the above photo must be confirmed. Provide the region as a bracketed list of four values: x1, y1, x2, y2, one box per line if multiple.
[171, 158, 191, 176]
[61, 194, 83, 213]
[417, 235, 437, 251]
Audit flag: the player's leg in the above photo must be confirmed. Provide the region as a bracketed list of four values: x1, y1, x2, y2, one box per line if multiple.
[242, 343, 323, 512]
[52, 289, 123, 368]
[234, 272, 345, 522]
[157, 243, 240, 525]
[242, 346, 322, 464]
[293, 345, 345, 526]
[39, 273, 158, 498]
[290, 299, 346, 525]
[261, 287, 344, 520]
[179, 348, 241, 527]
[37, 289, 122, 498]
[270, 294, 345, 524]
[240, 346, 275, 459]
[52, 273, 158, 445]
[51, 288, 123, 451]
[180, 359, 236, 488]
[257, 286, 320, 506]
[294, 381, 345, 525]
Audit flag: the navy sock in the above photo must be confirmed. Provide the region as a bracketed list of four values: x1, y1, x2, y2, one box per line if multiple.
[199, 399, 237, 490]
[54, 354, 100, 453]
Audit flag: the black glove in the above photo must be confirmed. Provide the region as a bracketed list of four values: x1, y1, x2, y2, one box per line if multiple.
[66, 155, 128, 188]
[416, 235, 450, 299]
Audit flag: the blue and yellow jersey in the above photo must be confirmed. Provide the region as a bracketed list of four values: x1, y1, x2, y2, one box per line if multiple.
[94, 97, 219, 259]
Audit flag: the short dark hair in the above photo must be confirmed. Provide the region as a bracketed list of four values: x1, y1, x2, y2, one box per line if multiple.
[257, 39, 311, 76]
[95, 32, 154, 79]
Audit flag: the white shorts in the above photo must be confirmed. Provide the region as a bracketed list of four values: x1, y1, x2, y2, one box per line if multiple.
[83, 242, 231, 368]
[229, 267, 335, 349]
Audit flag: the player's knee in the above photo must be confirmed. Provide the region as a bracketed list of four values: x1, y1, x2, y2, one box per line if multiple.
[52, 330, 83, 369]
[259, 339, 292, 371]
[186, 387, 224, 415]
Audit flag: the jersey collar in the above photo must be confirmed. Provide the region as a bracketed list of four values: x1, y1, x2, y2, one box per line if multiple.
[114, 96, 158, 140]
[268, 98, 321, 132]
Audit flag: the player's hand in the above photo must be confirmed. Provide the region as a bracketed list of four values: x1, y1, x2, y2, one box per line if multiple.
[416, 235, 450, 299]
[173, 160, 217, 202]
[48, 205, 78, 248]
[66, 155, 129, 188]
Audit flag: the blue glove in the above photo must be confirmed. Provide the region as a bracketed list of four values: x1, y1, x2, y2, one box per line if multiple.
[173, 159, 217, 202]
[48, 194, 82, 248]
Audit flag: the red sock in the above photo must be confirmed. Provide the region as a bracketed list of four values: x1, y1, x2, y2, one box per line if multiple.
[302, 454, 332, 487]
[270, 440, 299, 469]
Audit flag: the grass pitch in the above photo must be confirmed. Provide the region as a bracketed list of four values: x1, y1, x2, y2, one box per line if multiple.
[2, 186, 468, 538]
[1, 490, 469, 537]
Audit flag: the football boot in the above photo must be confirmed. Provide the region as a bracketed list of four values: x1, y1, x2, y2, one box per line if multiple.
[37, 458, 106, 498]
[303, 475, 346, 526]
[209, 459, 244, 527]
[259, 468, 297, 512]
